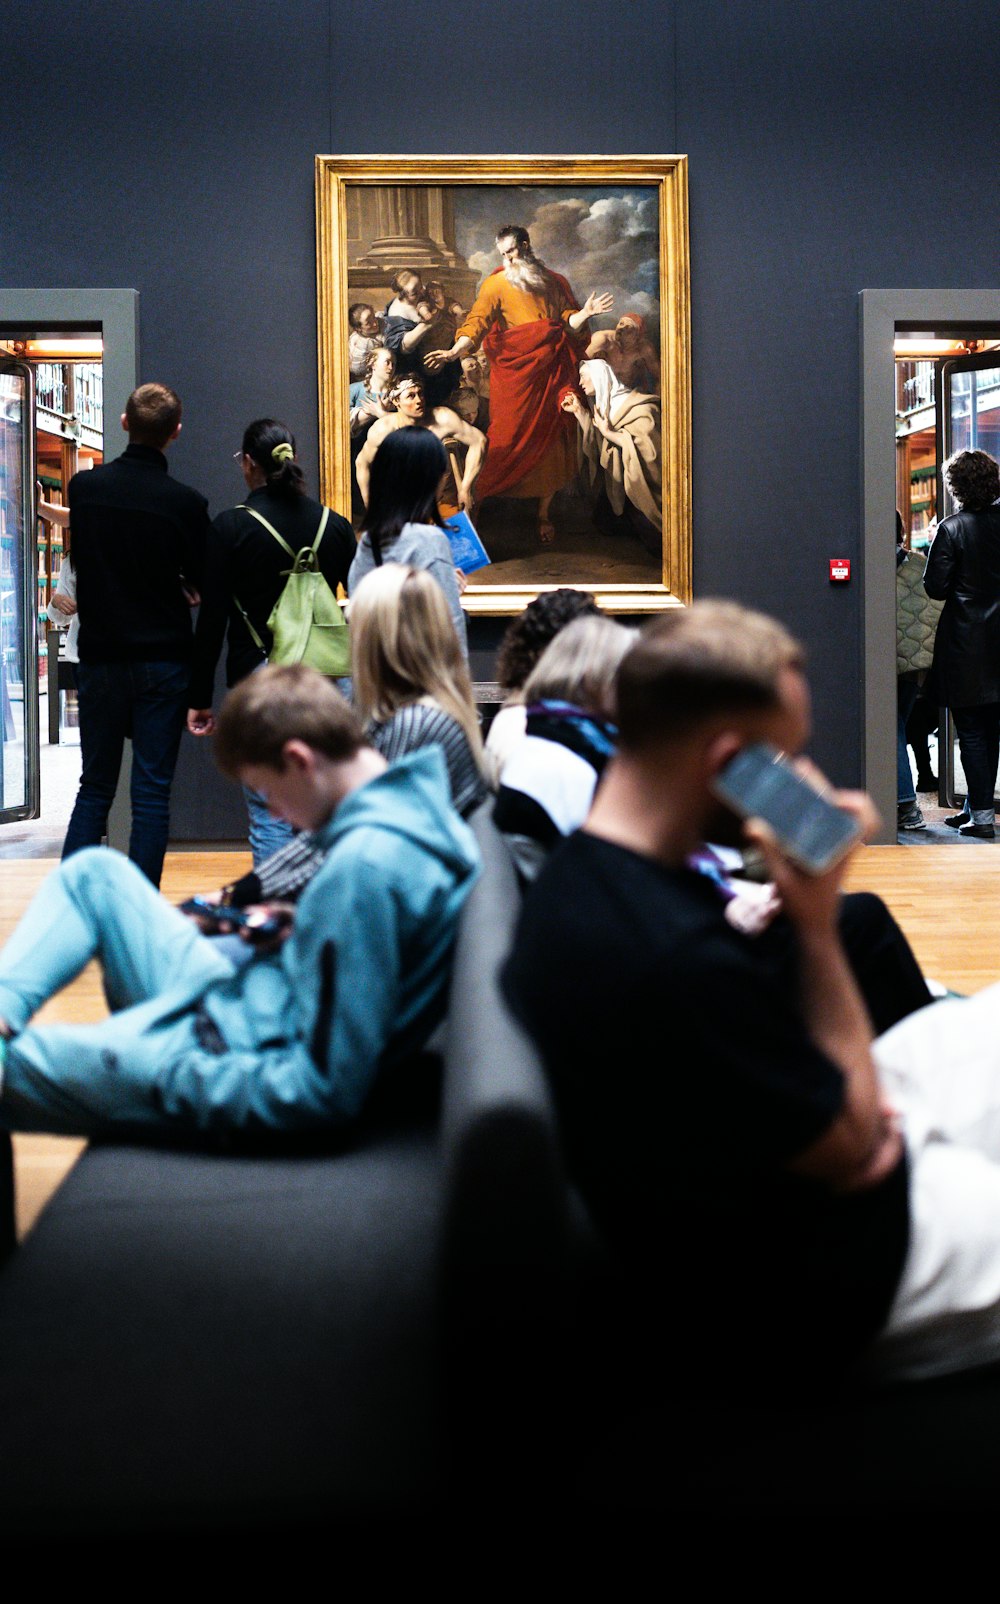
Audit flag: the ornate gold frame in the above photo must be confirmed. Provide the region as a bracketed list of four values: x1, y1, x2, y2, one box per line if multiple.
[315, 155, 691, 614]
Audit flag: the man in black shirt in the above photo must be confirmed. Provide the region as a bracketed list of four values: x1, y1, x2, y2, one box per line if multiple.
[64, 383, 210, 886]
[503, 601, 1000, 1392]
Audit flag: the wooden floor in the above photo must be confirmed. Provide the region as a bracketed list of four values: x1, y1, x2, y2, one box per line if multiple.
[1, 850, 250, 1240]
[1, 842, 998, 1239]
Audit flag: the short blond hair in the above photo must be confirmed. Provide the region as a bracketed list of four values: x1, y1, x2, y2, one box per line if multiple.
[523, 615, 634, 714]
[349, 563, 484, 765]
[615, 601, 805, 749]
[214, 664, 364, 778]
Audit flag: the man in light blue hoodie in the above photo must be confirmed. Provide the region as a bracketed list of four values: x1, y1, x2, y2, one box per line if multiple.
[0, 666, 479, 1139]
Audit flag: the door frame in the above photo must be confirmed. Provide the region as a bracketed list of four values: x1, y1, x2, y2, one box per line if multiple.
[861, 289, 1000, 842]
[0, 357, 37, 820]
[0, 289, 138, 844]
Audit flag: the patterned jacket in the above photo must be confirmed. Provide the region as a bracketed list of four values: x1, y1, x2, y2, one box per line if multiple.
[896, 549, 943, 675]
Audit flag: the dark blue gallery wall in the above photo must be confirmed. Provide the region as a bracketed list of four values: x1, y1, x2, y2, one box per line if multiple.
[679, 0, 1000, 780]
[4, 0, 1000, 803]
[3, 0, 331, 506]
[3, 0, 337, 833]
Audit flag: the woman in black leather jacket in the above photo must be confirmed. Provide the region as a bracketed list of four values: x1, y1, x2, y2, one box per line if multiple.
[924, 448, 1000, 838]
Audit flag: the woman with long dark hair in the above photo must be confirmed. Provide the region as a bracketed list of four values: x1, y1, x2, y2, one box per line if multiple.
[188, 417, 356, 863]
[348, 426, 467, 653]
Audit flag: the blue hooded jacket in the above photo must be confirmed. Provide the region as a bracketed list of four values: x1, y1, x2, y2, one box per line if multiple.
[155, 748, 480, 1133]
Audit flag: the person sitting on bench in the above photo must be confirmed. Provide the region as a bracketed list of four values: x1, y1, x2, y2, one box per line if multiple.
[0, 665, 479, 1140]
[504, 601, 1000, 1395]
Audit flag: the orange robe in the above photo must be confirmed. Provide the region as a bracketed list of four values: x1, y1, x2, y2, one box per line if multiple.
[456, 268, 585, 501]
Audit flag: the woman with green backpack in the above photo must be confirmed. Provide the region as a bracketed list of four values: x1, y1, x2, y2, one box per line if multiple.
[188, 418, 356, 863]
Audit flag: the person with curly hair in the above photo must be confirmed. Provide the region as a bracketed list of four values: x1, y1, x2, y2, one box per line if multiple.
[925, 448, 1000, 838]
[484, 587, 601, 785]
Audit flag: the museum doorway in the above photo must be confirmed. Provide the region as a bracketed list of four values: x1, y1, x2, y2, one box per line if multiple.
[0, 290, 137, 860]
[0, 335, 104, 848]
[894, 330, 1000, 841]
[861, 291, 1000, 845]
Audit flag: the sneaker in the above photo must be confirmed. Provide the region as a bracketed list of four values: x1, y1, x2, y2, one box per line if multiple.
[898, 803, 926, 830]
[960, 821, 996, 839]
[927, 977, 967, 1000]
[945, 813, 970, 829]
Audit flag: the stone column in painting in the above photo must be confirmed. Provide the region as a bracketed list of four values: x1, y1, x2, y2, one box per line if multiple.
[347, 185, 480, 307]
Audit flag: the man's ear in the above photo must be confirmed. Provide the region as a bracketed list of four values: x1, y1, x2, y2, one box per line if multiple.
[703, 730, 744, 784]
[169, 420, 182, 444]
[120, 411, 129, 433]
[280, 738, 315, 774]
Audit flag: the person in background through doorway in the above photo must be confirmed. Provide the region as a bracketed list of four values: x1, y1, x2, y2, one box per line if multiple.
[924, 449, 1000, 839]
[896, 510, 943, 831]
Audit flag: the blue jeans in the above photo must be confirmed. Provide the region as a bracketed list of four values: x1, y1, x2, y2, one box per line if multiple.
[243, 783, 294, 867]
[239, 671, 351, 867]
[63, 659, 189, 887]
[897, 677, 919, 805]
[0, 849, 234, 1135]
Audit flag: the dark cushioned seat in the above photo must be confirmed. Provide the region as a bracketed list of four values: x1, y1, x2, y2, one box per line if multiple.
[0, 808, 595, 1540]
[6, 806, 999, 1535]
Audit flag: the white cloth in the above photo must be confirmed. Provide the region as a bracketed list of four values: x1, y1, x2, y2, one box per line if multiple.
[45, 561, 79, 662]
[483, 702, 527, 789]
[498, 735, 598, 837]
[581, 357, 629, 423]
[868, 982, 1000, 1380]
[577, 359, 661, 529]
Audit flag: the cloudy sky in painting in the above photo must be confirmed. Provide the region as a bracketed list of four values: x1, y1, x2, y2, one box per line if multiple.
[452, 185, 659, 328]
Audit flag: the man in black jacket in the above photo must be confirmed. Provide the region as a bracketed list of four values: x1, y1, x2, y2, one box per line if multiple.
[925, 448, 1000, 839]
[63, 382, 210, 886]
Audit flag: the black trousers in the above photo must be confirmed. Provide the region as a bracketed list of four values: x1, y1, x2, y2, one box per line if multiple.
[756, 890, 933, 1037]
[951, 702, 1000, 815]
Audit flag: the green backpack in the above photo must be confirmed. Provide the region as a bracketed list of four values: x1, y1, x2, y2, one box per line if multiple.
[235, 504, 351, 678]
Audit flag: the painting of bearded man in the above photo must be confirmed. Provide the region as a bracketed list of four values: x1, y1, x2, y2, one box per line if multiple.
[426, 224, 613, 545]
[316, 158, 691, 609]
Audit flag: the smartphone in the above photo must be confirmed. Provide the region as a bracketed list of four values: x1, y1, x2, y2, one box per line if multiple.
[711, 743, 860, 875]
[182, 897, 286, 941]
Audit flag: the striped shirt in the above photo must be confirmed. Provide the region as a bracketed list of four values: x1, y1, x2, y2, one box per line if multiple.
[230, 701, 485, 906]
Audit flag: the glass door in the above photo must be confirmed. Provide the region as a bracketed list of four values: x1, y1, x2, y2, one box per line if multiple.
[0, 359, 39, 821]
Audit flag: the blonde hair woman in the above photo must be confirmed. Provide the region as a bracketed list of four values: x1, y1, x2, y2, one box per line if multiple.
[494, 614, 634, 882]
[349, 562, 486, 817]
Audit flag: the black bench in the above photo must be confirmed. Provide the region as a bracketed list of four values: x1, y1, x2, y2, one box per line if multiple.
[0, 809, 599, 1541]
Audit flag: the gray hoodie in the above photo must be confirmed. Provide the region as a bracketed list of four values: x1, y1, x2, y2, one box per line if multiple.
[348, 521, 467, 654]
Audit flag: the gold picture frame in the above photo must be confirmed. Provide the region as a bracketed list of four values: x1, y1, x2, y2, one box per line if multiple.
[315, 155, 691, 614]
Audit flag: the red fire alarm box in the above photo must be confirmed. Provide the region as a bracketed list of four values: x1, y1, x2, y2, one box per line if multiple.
[829, 558, 851, 582]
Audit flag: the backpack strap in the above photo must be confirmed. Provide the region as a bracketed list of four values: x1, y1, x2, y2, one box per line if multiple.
[235, 503, 297, 561]
[233, 505, 332, 654]
[310, 507, 330, 556]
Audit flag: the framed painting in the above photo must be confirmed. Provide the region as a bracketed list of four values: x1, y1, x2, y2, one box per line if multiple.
[315, 155, 691, 614]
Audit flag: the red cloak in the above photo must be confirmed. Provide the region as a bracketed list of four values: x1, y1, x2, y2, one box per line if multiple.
[475, 274, 583, 501]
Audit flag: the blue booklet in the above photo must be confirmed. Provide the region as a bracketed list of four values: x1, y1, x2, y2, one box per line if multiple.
[442, 510, 491, 576]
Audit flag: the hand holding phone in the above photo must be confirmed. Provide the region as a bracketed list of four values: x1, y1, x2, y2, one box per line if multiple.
[183, 896, 289, 944]
[711, 744, 863, 876]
